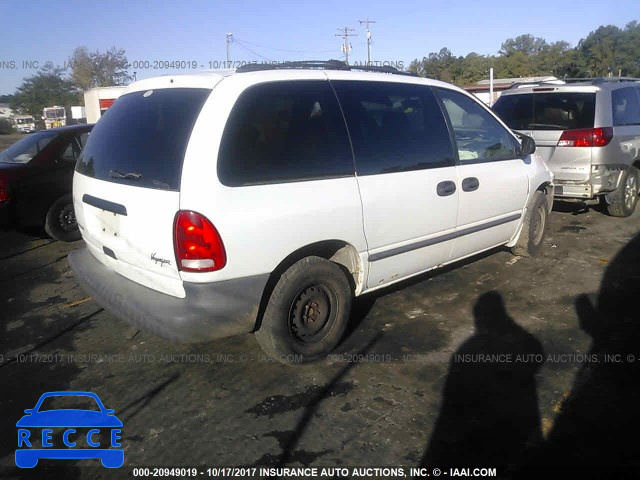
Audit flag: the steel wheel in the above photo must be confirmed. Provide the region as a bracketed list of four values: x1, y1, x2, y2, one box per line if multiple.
[289, 285, 337, 344]
[58, 203, 77, 232]
[530, 201, 546, 246]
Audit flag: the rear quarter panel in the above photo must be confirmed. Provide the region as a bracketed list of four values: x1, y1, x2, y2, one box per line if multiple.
[178, 72, 368, 284]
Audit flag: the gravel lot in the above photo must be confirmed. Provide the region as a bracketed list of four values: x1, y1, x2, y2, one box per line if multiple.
[1, 199, 639, 479]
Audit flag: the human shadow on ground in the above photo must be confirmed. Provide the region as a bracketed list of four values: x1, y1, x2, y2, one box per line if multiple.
[421, 291, 544, 469]
[518, 230, 640, 477]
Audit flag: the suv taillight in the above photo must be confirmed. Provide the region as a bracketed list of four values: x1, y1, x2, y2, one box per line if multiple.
[173, 211, 226, 272]
[557, 127, 613, 147]
[0, 183, 9, 204]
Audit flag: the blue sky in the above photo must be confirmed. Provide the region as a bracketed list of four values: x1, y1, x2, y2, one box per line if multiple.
[0, 0, 637, 94]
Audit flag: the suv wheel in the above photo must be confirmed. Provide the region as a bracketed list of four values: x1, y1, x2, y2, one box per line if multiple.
[255, 256, 352, 364]
[605, 166, 639, 218]
[512, 190, 548, 257]
[44, 194, 81, 242]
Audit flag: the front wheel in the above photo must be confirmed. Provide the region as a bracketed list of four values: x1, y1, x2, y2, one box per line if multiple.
[512, 190, 549, 257]
[254, 256, 352, 364]
[604, 166, 639, 218]
[45, 194, 81, 242]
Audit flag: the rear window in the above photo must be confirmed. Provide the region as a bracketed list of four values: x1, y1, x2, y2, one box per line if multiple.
[76, 88, 211, 191]
[493, 92, 595, 131]
[0, 131, 56, 164]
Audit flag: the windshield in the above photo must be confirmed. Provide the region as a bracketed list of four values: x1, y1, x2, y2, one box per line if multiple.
[493, 92, 595, 131]
[16, 118, 34, 124]
[0, 131, 56, 164]
[45, 109, 65, 119]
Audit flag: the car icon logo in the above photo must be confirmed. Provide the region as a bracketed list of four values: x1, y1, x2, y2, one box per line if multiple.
[15, 391, 123, 468]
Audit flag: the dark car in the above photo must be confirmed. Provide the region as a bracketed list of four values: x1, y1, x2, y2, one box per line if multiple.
[0, 124, 93, 241]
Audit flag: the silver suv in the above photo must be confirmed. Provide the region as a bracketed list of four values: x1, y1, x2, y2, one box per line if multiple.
[492, 78, 640, 216]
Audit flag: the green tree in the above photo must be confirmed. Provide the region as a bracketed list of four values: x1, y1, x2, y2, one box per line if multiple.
[69, 46, 131, 89]
[500, 34, 548, 56]
[536, 41, 573, 76]
[9, 67, 79, 117]
[578, 25, 622, 76]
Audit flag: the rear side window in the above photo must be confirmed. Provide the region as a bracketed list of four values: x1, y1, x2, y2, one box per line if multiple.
[493, 92, 595, 131]
[217, 81, 354, 186]
[76, 88, 211, 191]
[332, 81, 454, 175]
[612, 87, 640, 126]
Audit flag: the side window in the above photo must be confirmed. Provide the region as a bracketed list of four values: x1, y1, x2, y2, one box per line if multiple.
[332, 81, 455, 175]
[437, 88, 520, 163]
[217, 81, 354, 186]
[61, 134, 84, 163]
[612, 87, 640, 126]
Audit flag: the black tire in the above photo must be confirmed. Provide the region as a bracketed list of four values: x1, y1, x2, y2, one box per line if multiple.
[254, 256, 352, 364]
[511, 190, 549, 257]
[44, 194, 81, 242]
[605, 166, 639, 218]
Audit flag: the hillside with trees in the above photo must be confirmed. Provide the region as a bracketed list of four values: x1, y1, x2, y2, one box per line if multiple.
[409, 21, 640, 85]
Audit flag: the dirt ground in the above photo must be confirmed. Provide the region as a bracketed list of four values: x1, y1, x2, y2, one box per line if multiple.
[0, 133, 24, 151]
[1, 200, 639, 479]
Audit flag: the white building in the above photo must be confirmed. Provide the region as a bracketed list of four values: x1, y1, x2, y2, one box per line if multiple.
[0, 103, 14, 119]
[465, 76, 559, 105]
[84, 86, 128, 123]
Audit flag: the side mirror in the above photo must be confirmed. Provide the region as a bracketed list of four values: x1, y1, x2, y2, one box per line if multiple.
[24, 409, 34, 414]
[519, 134, 536, 156]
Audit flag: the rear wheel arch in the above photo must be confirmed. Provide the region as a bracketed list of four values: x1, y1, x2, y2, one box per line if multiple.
[252, 240, 362, 333]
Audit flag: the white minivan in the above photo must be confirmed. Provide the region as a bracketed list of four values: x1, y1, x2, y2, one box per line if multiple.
[69, 61, 554, 363]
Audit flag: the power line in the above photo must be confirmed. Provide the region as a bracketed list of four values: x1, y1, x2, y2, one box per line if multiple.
[336, 27, 357, 64]
[233, 38, 335, 54]
[233, 39, 273, 62]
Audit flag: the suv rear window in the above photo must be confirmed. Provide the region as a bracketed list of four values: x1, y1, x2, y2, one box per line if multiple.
[76, 88, 211, 191]
[493, 92, 595, 131]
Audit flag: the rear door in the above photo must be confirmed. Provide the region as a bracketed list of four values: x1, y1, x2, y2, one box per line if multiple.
[331, 80, 458, 289]
[73, 87, 211, 298]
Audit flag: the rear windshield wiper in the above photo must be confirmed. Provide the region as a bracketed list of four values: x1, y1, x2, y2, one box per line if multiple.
[110, 169, 143, 180]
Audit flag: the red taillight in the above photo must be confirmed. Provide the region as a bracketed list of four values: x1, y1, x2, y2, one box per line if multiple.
[0, 184, 9, 203]
[173, 211, 226, 272]
[557, 127, 613, 147]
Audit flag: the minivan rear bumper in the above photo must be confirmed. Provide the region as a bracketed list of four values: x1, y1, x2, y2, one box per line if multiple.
[68, 248, 269, 342]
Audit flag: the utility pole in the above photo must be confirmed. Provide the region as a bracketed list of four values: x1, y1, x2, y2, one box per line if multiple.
[226, 33, 233, 68]
[358, 18, 376, 65]
[336, 27, 357, 64]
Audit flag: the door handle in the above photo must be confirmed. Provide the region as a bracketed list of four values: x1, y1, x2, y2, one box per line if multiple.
[437, 180, 457, 197]
[462, 177, 479, 192]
